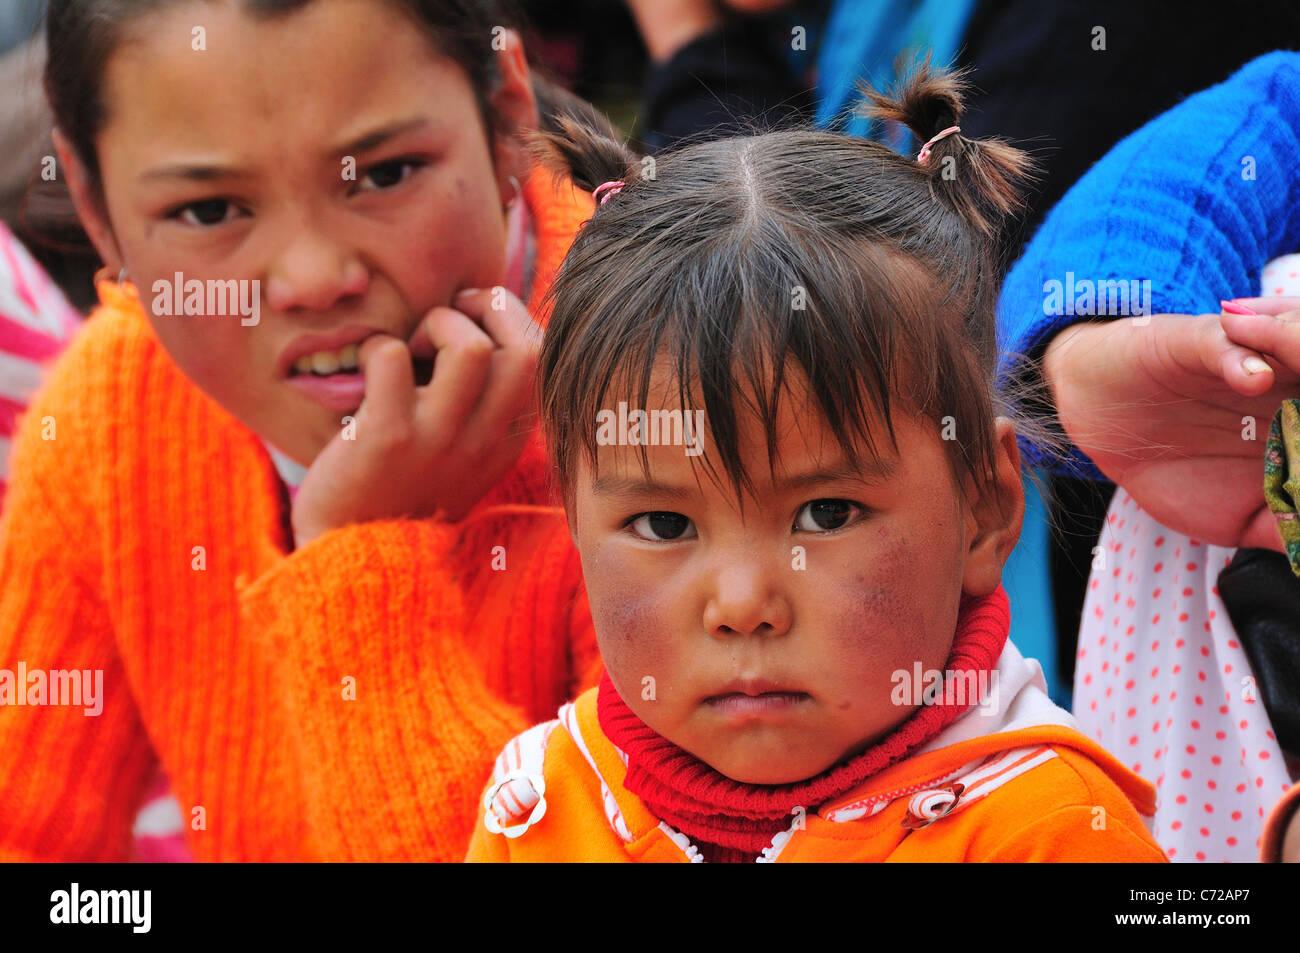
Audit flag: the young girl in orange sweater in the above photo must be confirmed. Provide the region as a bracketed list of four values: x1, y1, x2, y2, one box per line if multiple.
[0, 0, 601, 861]
[467, 64, 1168, 862]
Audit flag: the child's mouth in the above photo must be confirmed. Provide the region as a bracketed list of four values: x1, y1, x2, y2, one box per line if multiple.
[287, 343, 365, 412]
[286, 345, 435, 411]
[704, 691, 810, 717]
[290, 343, 362, 378]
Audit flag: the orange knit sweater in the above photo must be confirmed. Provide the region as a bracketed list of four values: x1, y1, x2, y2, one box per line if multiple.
[0, 171, 600, 861]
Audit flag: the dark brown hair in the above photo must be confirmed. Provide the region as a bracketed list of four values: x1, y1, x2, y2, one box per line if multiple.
[26, 0, 612, 256]
[535, 59, 1055, 507]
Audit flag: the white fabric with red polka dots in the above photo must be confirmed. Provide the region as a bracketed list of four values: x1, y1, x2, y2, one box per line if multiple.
[1075, 493, 1297, 861]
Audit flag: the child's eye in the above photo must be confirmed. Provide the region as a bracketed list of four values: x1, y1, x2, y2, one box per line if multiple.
[628, 512, 697, 542]
[174, 198, 239, 227]
[358, 159, 424, 192]
[794, 499, 865, 533]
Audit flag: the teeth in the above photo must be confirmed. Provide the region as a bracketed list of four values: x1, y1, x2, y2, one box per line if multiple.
[310, 350, 340, 375]
[292, 343, 364, 376]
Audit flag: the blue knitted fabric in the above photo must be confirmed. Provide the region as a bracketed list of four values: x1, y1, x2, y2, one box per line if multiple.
[996, 52, 1300, 479]
[815, 0, 976, 144]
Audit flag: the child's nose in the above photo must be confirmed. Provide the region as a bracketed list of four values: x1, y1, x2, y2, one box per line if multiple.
[702, 560, 792, 638]
[264, 229, 369, 314]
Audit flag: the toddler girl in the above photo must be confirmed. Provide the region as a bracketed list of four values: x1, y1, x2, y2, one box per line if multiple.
[467, 64, 1167, 862]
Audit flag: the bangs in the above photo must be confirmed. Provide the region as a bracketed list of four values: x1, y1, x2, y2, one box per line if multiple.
[539, 129, 1006, 509]
[544, 212, 949, 503]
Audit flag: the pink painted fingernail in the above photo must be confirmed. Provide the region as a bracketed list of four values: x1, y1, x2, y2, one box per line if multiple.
[1221, 299, 1258, 315]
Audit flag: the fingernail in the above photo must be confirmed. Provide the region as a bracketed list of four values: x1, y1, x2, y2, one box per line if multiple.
[1243, 356, 1271, 375]
[1221, 299, 1258, 315]
[455, 287, 481, 298]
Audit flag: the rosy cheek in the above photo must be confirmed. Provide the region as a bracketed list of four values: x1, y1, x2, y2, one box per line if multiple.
[833, 537, 914, 650]
[595, 595, 659, 673]
[586, 544, 686, 707]
[824, 539, 954, 705]
[838, 579, 918, 702]
[153, 320, 236, 385]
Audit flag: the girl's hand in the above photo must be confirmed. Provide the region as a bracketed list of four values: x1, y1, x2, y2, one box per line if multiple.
[1042, 298, 1300, 551]
[290, 288, 541, 546]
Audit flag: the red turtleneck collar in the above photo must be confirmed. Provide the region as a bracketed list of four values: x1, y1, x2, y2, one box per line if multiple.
[596, 586, 1010, 862]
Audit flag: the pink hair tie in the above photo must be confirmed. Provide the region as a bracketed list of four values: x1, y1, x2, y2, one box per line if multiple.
[592, 180, 625, 205]
[916, 125, 960, 165]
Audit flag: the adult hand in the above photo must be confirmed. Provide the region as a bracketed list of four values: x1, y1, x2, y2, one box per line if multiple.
[626, 0, 794, 62]
[1283, 800, 1300, 862]
[291, 287, 541, 546]
[626, 0, 722, 63]
[1042, 298, 1300, 550]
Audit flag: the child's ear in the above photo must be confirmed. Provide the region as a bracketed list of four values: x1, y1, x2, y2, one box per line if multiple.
[960, 418, 1024, 598]
[487, 28, 538, 208]
[52, 128, 124, 274]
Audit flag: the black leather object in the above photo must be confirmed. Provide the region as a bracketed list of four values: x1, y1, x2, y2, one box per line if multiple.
[1217, 548, 1300, 759]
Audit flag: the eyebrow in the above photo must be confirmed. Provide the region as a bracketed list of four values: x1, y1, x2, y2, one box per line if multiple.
[332, 116, 432, 159]
[591, 476, 698, 503]
[590, 458, 898, 501]
[776, 458, 898, 490]
[139, 162, 253, 184]
[137, 117, 434, 183]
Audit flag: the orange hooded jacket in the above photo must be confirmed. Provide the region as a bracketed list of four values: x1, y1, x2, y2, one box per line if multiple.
[467, 641, 1168, 862]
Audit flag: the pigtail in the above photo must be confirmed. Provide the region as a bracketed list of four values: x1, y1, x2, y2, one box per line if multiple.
[529, 112, 641, 197]
[857, 57, 1035, 240]
[531, 75, 619, 145]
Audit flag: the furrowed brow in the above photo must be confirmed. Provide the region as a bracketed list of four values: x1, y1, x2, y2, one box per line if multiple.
[332, 117, 431, 158]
